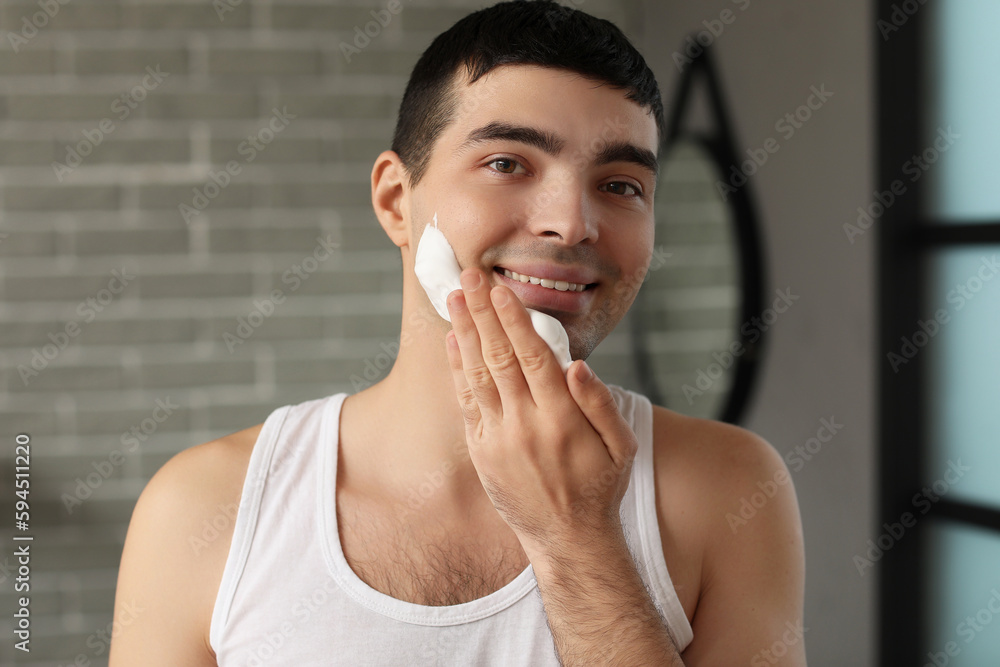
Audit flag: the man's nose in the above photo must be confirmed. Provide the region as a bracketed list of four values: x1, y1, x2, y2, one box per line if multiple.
[526, 181, 599, 245]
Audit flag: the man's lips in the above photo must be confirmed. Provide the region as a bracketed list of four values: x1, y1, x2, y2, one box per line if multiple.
[492, 263, 599, 287]
[492, 267, 596, 314]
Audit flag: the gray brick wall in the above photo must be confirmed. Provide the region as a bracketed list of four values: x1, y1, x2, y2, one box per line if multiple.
[0, 1, 736, 664]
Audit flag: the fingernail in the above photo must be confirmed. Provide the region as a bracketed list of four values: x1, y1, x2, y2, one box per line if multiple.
[461, 271, 481, 290]
[492, 288, 509, 308]
[578, 361, 593, 382]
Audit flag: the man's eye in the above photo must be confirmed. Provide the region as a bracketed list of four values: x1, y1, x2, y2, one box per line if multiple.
[602, 182, 643, 198]
[487, 157, 525, 175]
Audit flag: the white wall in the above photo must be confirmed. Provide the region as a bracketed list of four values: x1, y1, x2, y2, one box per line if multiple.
[637, 1, 876, 664]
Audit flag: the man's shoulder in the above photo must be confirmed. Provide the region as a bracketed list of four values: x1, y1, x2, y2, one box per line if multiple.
[110, 424, 266, 664]
[154, 424, 264, 503]
[650, 405, 788, 485]
[648, 404, 795, 541]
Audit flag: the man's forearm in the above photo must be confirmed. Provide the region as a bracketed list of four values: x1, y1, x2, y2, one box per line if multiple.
[528, 527, 685, 666]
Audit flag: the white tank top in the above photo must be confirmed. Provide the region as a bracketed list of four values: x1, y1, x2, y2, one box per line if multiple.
[210, 385, 694, 665]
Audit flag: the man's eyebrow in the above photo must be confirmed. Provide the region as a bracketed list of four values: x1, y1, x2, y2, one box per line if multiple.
[594, 140, 659, 181]
[456, 120, 659, 181]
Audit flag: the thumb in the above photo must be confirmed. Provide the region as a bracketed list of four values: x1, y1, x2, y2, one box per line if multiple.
[567, 361, 638, 468]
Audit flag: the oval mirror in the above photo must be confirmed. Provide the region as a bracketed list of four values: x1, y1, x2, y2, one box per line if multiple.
[630, 136, 748, 421]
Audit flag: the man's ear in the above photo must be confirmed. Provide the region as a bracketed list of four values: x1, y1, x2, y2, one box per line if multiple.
[371, 150, 410, 249]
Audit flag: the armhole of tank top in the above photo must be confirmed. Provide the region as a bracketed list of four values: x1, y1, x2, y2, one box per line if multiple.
[631, 391, 695, 651]
[208, 405, 292, 652]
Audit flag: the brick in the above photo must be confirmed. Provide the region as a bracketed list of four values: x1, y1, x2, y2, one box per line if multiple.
[139, 359, 255, 389]
[275, 357, 355, 384]
[74, 48, 189, 76]
[208, 227, 328, 253]
[643, 263, 737, 287]
[205, 402, 276, 432]
[138, 182, 256, 210]
[143, 92, 260, 120]
[334, 137, 385, 162]
[276, 93, 397, 119]
[1, 409, 58, 436]
[2, 271, 132, 301]
[636, 306, 735, 331]
[82, 318, 201, 346]
[74, 228, 189, 256]
[328, 48, 421, 77]
[135, 272, 254, 299]
[209, 314, 326, 342]
[3, 1, 122, 31]
[339, 224, 398, 251]
[0, 138, 55, 165]
[123, 2, 252, 30]
[75, 402, 192, 436]
[274, 268, 384, 297]
[12, 362, 124, 392]
[267, 181, 372, 208]
[4, 184, 120, 210]
[271, 6, 394, 31]
[210, 137, 324, 165]
[657, 220, 733, 244]
[67, 137, 191, 165]
[4, 93, 124, 120]
[339, 312, 398, 337]
[208, 48, 321, 76]
[0, 47, 55, 75]
[399, 7, 471, 32]
[0, 229, 57, 255]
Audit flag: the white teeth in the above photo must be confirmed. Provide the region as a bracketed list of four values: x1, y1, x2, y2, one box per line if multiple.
[499, 268, 587, 292]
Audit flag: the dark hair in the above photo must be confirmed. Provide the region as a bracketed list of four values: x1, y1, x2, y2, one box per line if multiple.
[390, 0, 665, 190]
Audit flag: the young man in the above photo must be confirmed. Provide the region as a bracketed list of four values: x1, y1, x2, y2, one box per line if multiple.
[110, 1, 806, 664]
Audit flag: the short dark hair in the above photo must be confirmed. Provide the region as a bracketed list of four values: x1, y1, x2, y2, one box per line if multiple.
[390, 0, 665, 190]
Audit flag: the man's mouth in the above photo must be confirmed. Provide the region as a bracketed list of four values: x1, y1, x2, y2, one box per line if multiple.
[491, 266, 598, 315]
[492, 266, 596, 293]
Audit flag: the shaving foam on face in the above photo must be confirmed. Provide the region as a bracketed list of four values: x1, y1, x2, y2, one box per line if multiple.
[414, 212, 573, 372]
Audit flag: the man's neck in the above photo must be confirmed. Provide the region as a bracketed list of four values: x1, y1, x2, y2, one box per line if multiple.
[339, 283, 492, 518]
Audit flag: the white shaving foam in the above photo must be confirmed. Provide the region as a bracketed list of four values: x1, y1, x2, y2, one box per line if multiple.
[414, 212, 573, 372]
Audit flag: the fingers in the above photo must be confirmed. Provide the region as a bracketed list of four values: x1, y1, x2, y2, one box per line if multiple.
[566, 361, 638, 470]
[445, 328, 483, 434]
[447, 279, 504, 424]
[449, 269, 530, 410]
[490, 283, 571, 407]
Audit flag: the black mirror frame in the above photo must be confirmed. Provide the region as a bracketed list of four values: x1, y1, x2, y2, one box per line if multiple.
[631, 41, 768, 425]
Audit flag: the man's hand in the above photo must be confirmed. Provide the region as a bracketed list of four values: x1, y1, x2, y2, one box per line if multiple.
[444, 266, 638, 557]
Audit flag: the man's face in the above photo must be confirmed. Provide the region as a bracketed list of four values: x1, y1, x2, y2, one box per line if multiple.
[407, 64, 659, 360]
